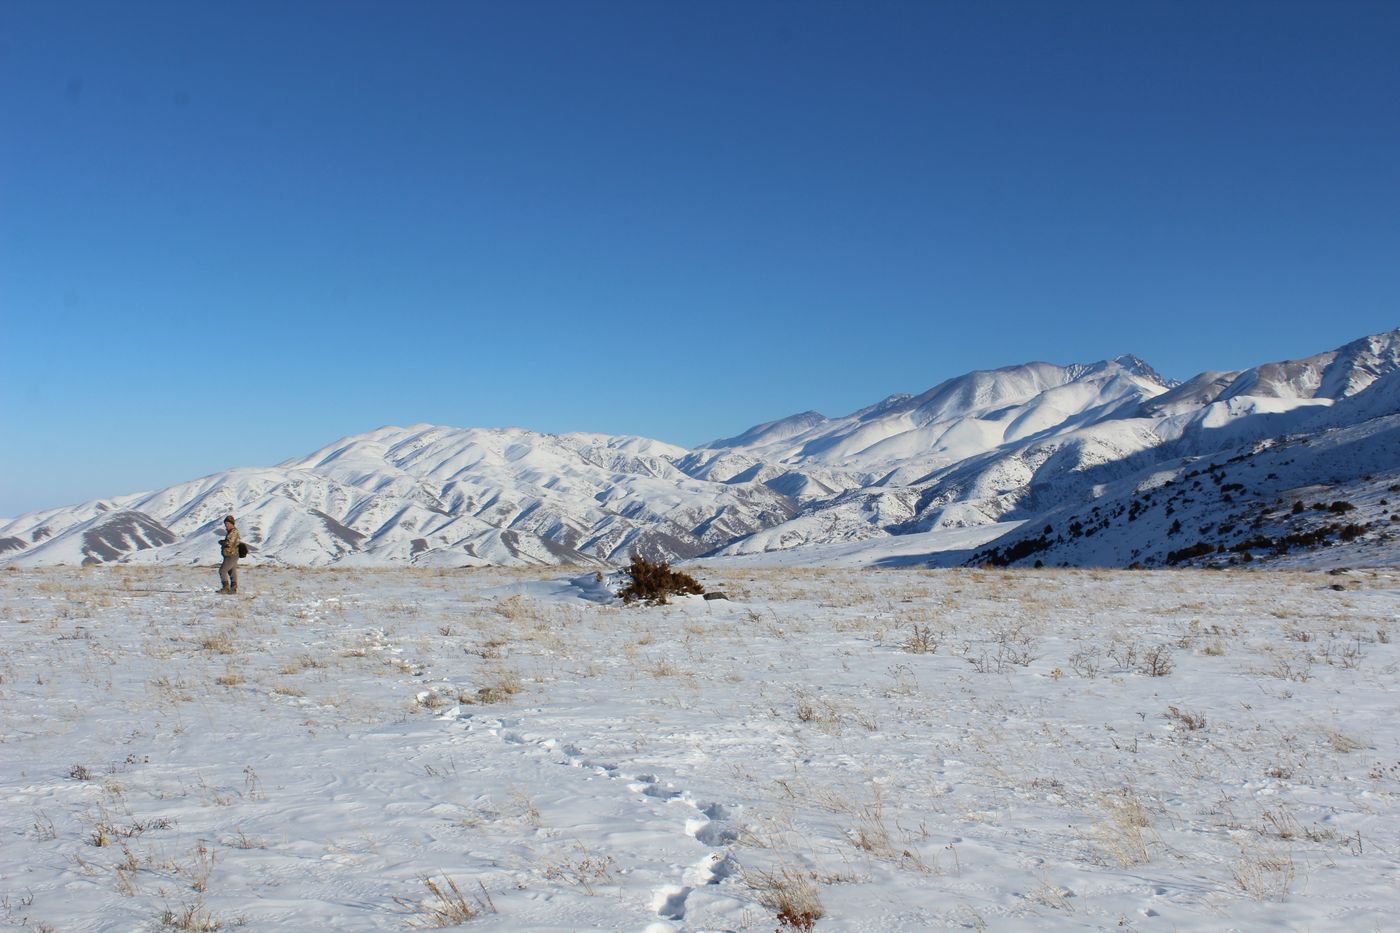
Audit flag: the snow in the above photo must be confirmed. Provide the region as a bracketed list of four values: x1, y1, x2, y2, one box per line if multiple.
[3, 564, 1397, 931]
[2, 328, 1397, 571]
[968, 411, 1400, 571]
[710, 523, 1023, 567]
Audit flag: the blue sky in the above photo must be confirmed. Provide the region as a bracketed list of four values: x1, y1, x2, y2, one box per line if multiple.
[3, 0, 1398, 516]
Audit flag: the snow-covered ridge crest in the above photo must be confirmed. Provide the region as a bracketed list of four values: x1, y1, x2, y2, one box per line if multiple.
[700, 356, 1174, 474]
[3, 327, 1398, 568]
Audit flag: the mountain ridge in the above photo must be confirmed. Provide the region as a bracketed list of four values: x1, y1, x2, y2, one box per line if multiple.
[4, 327, 1398, 569]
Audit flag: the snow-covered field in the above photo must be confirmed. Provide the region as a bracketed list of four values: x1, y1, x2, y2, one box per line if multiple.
[3, 564, 1397, 931]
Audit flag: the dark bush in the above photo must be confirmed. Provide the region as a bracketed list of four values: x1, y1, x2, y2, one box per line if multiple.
[1281, 526, 1335, 550]
[974, 527, 1054, 567]
[617, 554, 705, 605]
[1328, 501, 1356, 514]
[1166, 541, 1215, 564]
[1339, 524, 1366, 542]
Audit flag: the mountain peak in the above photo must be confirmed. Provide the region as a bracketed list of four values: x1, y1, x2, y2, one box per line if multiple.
[1111, 354, 1176, 388]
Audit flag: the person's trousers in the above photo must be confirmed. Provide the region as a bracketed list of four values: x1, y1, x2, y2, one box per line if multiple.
[219, 556, 239, 590]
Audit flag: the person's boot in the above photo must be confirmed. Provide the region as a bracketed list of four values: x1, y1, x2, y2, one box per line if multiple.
[217, 585, 230, 594]
[230, 582, 238, 595]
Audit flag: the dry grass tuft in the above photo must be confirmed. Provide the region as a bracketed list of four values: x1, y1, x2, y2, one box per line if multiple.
[1165, 705, 1207, 731]
[198, 628, 238, 655]
[1092, 787, 1157, 866]
[1230, 843, 1297, 900]
[901, 623, 939, 654]
[746, 866, 825, 932]
[214, 667, 245, 687]
[471, 669, 523, 705]
[541, 843, 618, 894]
[396, 876, 496, 927]
[158, 901, 222, 931]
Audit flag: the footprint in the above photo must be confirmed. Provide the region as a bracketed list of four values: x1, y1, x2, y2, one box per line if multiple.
[708, 853, 739, 882]
[629, 776, 683, 800]
[694, 821, 739, 846]
[460, 720, 750, 922]
[688, 801, 743, 846]
[683, 852, 737, 887]
[643, 782, 683, 800]
[701, 802, 731, 821]
[653, 884, 691, 920]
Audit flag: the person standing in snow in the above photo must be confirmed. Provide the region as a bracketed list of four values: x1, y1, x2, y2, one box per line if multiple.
[217, 515, 241, 594]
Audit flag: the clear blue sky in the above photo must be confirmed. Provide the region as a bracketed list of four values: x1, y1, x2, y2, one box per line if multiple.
[3, 0, 1398, 516]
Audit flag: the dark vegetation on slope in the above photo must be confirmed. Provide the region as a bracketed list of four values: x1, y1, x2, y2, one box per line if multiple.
[970, 438, 1400, 570]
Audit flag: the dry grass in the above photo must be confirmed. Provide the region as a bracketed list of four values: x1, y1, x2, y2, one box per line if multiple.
[900, 623, 939, 654]
[396, 876, 496, 927]
[471, 668, 523, 705]
[214, 667, 245, 687]
[197, 629, 237, 655]
[745, 866, 824, 932]
[158, 901, 222, 931]
[3, 563, 1397, 928]
[1229, 842, 1297, 900]
[494, 595, 540, 621]
[541, 842, 618, 895]
[1165, 705, 1207, 731]
[1091, 787, 1157, 867]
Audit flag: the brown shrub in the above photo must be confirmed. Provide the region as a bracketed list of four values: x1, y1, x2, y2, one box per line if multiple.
[617, 554, 704, 605]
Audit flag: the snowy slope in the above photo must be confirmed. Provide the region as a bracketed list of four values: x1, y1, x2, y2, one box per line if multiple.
[963, 407, 1400, 571]
[0, 427, 796, 568]
[3, 328, 1398, 569]
[5, 564, 1399, 930]
[714, 328, 1400, 564]
[699, 357, 1174, 477]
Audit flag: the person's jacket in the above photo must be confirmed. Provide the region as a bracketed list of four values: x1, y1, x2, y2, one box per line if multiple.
[221, 527, 241, 559]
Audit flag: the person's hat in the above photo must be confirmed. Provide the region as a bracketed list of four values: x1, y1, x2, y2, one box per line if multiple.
[224, 515, 235, 524]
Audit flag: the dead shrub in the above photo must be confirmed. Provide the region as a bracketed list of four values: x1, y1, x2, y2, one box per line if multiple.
[901, 623, 938, 654]
[1165, 705, 1207, 731]
[1139, 644, 1173, 677]
[746, 866, 824, 932]
[617, 554, 704, 605]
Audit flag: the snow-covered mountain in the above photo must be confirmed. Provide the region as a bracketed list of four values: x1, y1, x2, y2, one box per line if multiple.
[0, 428, 795, 568]
[712, 329, 1400, 565]
[4, 328, 1398, 569]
